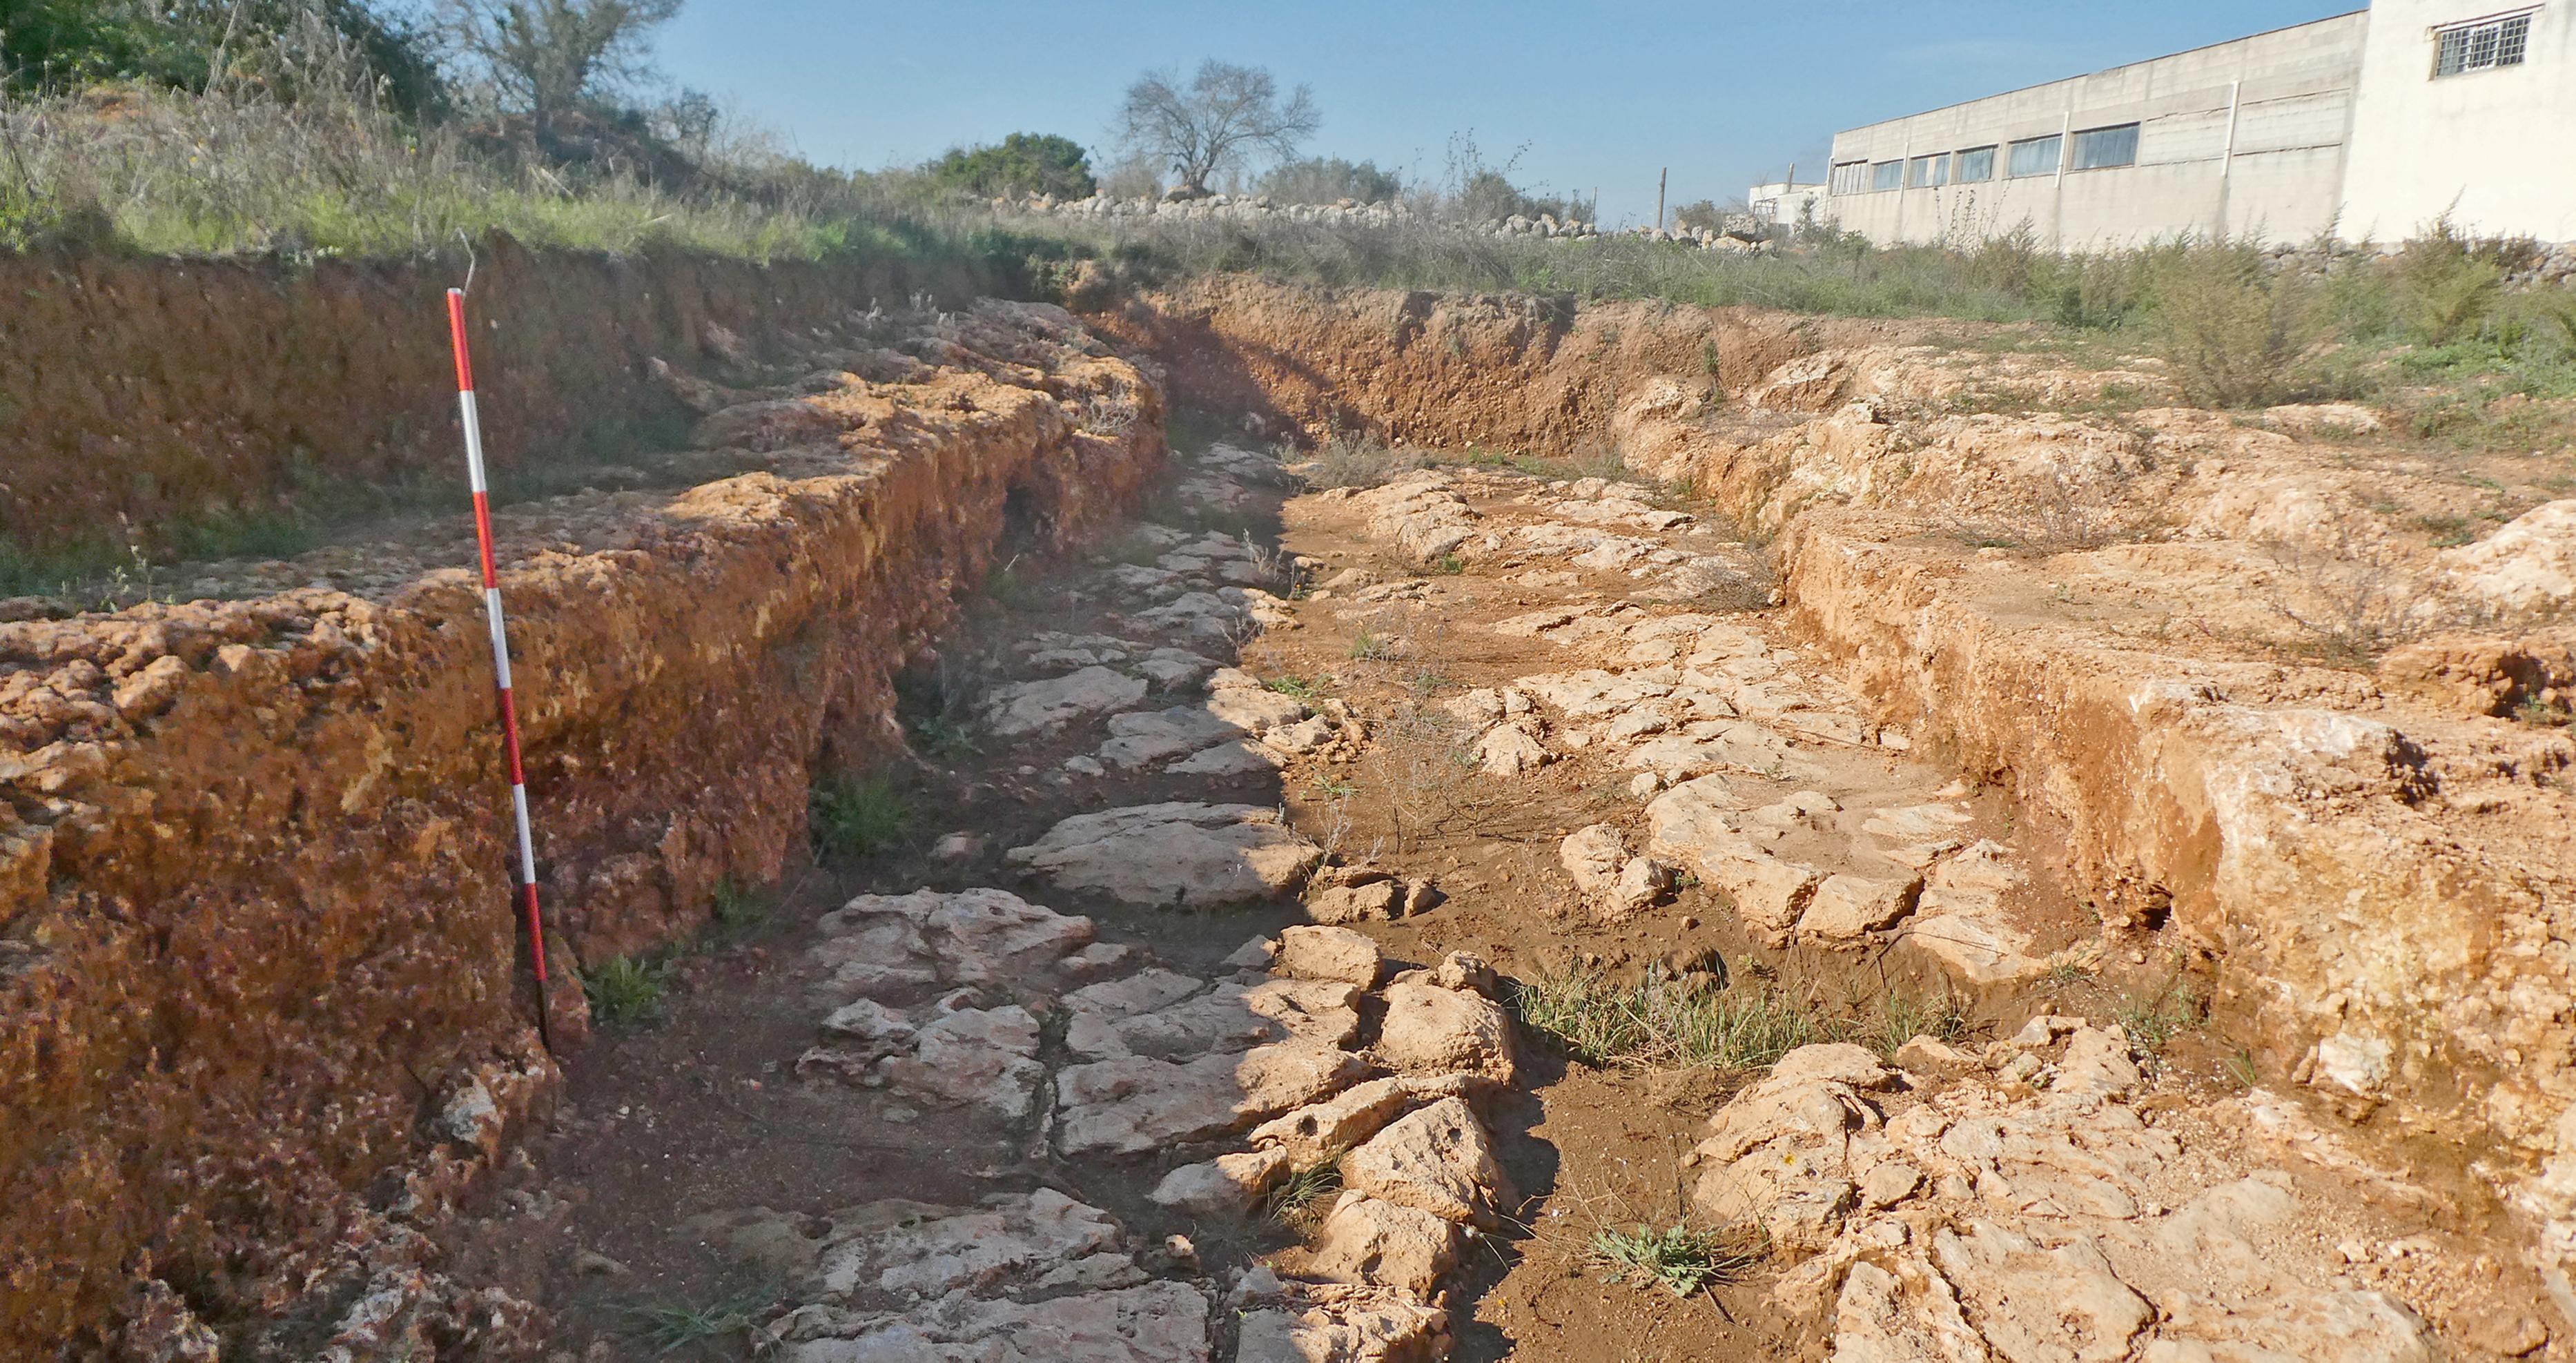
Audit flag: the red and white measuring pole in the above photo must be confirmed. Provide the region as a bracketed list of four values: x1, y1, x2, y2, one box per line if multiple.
[445, 287, 555, 1053]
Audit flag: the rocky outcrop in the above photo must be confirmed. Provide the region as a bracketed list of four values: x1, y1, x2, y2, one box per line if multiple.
[1706, 1032, 2444, 1363]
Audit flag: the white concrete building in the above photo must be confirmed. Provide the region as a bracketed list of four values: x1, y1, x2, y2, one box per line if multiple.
[1748, 179, 1828, 234]
[1819, 3, 2573, 247]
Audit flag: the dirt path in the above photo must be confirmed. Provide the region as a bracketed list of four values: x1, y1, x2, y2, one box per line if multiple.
[447, 433, 2544, 1362]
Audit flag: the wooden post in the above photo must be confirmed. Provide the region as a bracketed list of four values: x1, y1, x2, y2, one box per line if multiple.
[1656, 168, 1668, 231]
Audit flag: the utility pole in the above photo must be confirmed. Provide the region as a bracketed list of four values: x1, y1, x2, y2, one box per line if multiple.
[1656, 168, 1668, 232]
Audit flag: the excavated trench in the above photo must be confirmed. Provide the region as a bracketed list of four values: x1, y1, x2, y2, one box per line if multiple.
[4, 269, 2573, 1361]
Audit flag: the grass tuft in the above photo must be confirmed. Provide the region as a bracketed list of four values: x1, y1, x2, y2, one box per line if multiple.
[810, 772, 913, 861]
[618, 1284, 774, 1357]
[581, 954, 670, 1028]
[1264, 1155, 1345, 1233]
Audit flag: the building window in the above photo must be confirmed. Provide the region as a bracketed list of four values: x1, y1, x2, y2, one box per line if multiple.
[1829, 161, 1870, 195]
[1871, 160, 1904, 192]
[2007, 135, 2061, 178]
[2069, 123, 2140, 170]
[2435, 12, 2532, 75]
[1955, 146, 1998, 182]
[1907, 153, 1949, 188]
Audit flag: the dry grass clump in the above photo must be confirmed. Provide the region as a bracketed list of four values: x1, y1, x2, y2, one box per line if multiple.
[1512, 965, 1971, 1073]
[1300, 429, 1430, 489]
[2258, 524, 2446, 666]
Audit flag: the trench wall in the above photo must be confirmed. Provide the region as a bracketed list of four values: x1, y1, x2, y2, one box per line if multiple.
[0, 233, 1016, 567]
[1100, 275, 1885, 453]
[0, 254, 1160, 1351]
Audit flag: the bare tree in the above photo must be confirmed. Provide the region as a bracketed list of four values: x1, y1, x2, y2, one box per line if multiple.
[1113, 59, 1318, 196]
[439, 0, 681, 131]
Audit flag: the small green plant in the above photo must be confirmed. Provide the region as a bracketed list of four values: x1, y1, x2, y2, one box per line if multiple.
[1266, 674, 1322, 700]
[582, 954, 670, 1028]
[2415, 513, 2478, 548]
[1431, 553, 1466, 576]
[2515, 694, 2574, 727]
[810, 772, 913, 861]
[2043, 960, 2094, 988]
[910, 713, 981, 758]
[1861, 990, 1973, 1057]
[983, 558, 1049, 611]
[2115, 977, 2207, 1052]
[620, 1284, 774, 1357]
[2223, 1048, 2261, 1090]
[1309, 775, 1358, 798]
[1588, 1223, 1761, 1298]
[1348, 630, 1400, 661]
[710, 875, 774, 939]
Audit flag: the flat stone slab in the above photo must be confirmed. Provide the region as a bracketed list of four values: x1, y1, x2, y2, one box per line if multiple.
[1006, 803, 1323, 908]
[808, 888, 1095, 1002]
[778, 1282, 1211, 1363]
[1095, 705, 1247, 769]
[984, 665, 1148, 736]
[1054, 1041, 1367, 1157]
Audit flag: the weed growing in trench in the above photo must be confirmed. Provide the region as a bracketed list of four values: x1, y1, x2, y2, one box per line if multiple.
[982, 557, 1051, 612]
[582, 955, 670, 1028]
[1300, 429, 1429, 490]
[618, 1282, 774, 1357]
[1516, 967, 1971, 1072]
[1265, 674, 1323, 700]
[810, 772, 913, 861]
[1860, 990, 1974, 1057]
[1514, 968, 1833, 1071]
[709, 876, 774, 940]
[1264, 1155, 1345, 1233]
[909, 714, 982, 758]
[1587, 1222, 1762, 1298]
[2115, 978, 2208, 1052]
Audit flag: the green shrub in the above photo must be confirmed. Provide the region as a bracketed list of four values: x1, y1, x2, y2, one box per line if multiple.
[2147, 241, 2328, 406]
[2388, 217, 2509, 344]
[926, 133, 1095, 199]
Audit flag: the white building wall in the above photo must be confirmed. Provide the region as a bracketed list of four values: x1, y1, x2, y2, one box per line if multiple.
[1822, 12, 2369, 248]
[1748, 181, 1828, 232]
[2341, 1, 2576, 242]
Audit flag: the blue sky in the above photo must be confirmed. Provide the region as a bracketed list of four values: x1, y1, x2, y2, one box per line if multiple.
[648, 1, 2357, 225]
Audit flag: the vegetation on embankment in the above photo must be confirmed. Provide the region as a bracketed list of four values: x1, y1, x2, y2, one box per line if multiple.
[3, 0, 2567, 595]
